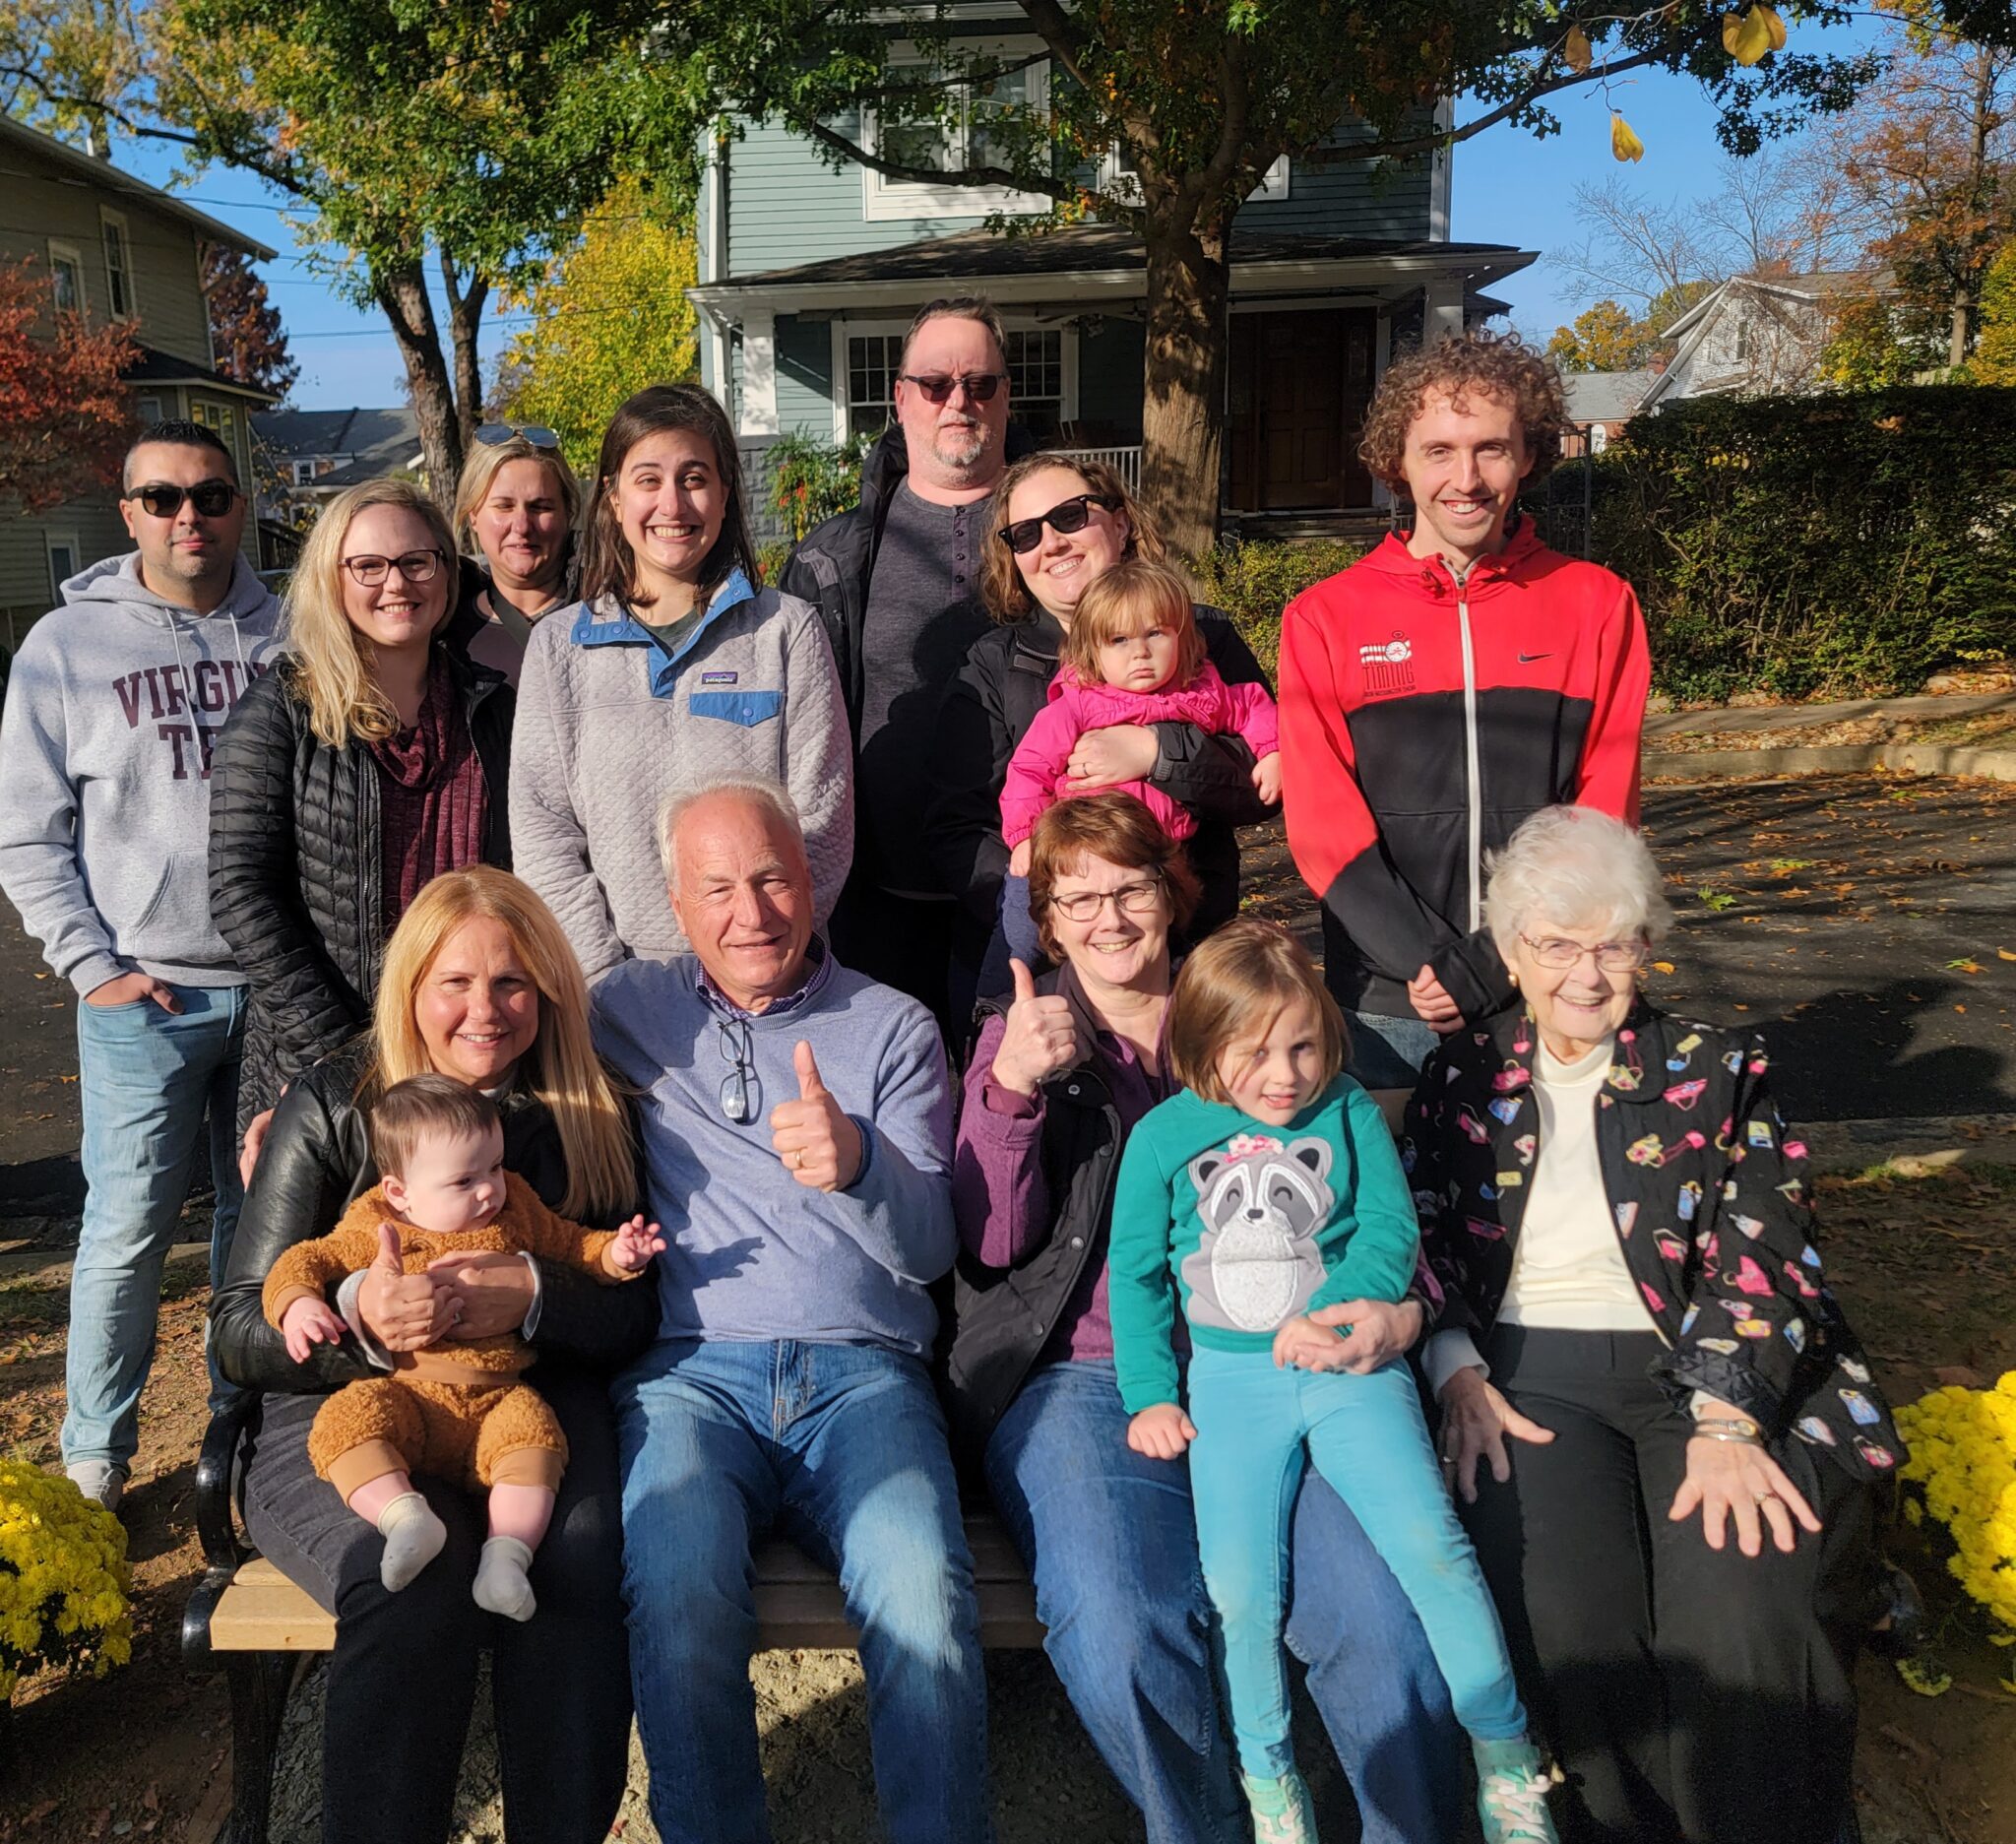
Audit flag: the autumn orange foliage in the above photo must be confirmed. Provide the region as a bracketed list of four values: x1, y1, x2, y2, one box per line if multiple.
[0, 257, 139, 513]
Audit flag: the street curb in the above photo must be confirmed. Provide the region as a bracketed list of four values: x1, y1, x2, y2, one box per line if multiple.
[1802, 1113, 2016, 1174]
[1644, 743, 2016, 783]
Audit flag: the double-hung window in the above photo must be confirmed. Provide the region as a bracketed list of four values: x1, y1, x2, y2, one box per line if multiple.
[99, 211, 135, 318]
[861, 47, 1049, 221]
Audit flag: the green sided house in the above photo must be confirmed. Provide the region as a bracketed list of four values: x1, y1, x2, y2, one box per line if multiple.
[687, 64, 1536, 528]
[0, 116, 279, 644]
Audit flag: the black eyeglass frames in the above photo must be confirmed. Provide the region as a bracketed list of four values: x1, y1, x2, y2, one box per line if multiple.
[998, 494, 1124, 555]
[122, 480, 239, 519]
[340, 548, 446, 587]
[718, 1017, 759, 1124]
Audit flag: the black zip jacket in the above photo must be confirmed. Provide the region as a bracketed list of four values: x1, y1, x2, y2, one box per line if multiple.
[1406, 1002, 1903, 1482]
[211, 1039, 658, 1395]
[923, 606, 1276, 940]
[208, 647, 514, 1129]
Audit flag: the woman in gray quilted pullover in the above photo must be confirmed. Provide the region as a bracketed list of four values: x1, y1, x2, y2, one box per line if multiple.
[509, 385, 853, 980]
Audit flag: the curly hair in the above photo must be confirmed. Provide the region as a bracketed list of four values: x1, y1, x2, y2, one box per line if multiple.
[1357, 330, 1570, 499]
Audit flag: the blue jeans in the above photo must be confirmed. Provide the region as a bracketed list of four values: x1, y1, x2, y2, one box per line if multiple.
[64, 982, 245, 1473]
[1345, 1010, 1442, 1090]
[614, 1338, 989, 1844]
[985, 1360, 1465, 1844]
[976, 870, 1048, 1002]
[1188, 1350, 1526, 1781]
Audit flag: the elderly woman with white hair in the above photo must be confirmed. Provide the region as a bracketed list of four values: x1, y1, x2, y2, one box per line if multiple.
[1403, 805, 1901, 1844]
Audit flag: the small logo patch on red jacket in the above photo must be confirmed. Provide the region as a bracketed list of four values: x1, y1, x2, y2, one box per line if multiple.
[1357, 634, 1416, 698]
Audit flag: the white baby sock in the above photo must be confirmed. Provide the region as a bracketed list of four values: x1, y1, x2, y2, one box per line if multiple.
[472, 1535, 537, 1621]
[375, 1491, 448, 1592]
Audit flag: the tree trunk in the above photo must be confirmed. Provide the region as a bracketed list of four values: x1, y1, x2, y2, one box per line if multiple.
[1950, 291, 1972, 371]
[373, 261, 463, 493]
[441, 253, 490, 454]
[1138, 212, 1231, 559]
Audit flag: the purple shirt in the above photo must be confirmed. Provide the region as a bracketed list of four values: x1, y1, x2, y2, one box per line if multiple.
[953, 1006, 1171, 1364]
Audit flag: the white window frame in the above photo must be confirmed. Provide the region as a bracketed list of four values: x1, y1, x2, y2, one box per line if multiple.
[829, 315, 1078, 442]
[135, 395, 163, 424]
[45, 530, 82, 603]
[1099, 148, 1288, 206]
[860, 41, 1051, 222]
[47, 239, 87, 313]
[99, 209, 136, 318]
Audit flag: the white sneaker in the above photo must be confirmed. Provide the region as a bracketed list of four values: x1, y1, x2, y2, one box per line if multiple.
[66, 1460, 126, 1513]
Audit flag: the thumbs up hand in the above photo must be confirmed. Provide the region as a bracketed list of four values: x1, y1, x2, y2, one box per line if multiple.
[355, 1218, 453, 1352]
[770, 1040, 864, 1193]
[989, 959, 1083, 1099]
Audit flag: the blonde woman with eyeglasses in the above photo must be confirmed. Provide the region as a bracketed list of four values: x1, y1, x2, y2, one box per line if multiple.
[209, 477, 515, 1135]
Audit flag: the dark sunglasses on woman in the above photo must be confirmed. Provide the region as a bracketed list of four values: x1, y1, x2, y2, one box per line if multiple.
[898, 371, 1007, 406]
[121, 480, 239, 519]
[998, 493, 1124, 555]
[474, 423, 561, 451]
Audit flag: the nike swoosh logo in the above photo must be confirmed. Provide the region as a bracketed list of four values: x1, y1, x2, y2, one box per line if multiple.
[1518, 651, 1553, 663]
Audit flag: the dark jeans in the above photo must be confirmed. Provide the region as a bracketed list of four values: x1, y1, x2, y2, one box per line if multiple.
[1461, 1326, 1872, 1844]
[240, 1367, 634, 1844]
[984, 1359, 1466, 1844]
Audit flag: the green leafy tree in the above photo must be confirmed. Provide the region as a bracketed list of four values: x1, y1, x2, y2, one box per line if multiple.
[653, 1, 2015, 551]
[1971, 238, 2016, 380]
[490, 178, 700, 472]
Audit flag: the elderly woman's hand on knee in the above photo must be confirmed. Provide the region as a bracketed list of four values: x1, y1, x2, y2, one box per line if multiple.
[1670, 1405, 1822, 1558]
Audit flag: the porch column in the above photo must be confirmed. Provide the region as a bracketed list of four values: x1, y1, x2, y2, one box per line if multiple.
[740, 309, 781, 436]
[1423, 278, 1465, 347]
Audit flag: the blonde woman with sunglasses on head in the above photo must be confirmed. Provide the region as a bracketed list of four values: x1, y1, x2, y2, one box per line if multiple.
[210, 477, 515, 1138]
[444, 424, 583, 685]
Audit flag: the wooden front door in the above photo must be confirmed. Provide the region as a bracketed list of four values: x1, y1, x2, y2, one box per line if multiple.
[1227, 308, 1377, 511]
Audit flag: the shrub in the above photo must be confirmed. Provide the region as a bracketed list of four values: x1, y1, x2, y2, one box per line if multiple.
[1897, 1374, 2016, 1634]
[770, 432, 874, 545]
[1591, 388, 2016, 702]
[0, 1464, 131, 1701]
[1186, 539, 1366, 679]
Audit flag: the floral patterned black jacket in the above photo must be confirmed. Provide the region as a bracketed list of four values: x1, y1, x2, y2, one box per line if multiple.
[1402, 1001, 1903, 1484]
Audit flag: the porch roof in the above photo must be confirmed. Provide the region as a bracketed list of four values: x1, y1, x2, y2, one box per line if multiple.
[689, 223, 1536, 318]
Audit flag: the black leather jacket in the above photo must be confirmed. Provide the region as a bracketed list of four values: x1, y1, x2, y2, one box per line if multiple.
[211, 1039, 658, 1396]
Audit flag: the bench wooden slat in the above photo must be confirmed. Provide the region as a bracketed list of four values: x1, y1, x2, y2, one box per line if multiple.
[207, 1515, 1044, 1654]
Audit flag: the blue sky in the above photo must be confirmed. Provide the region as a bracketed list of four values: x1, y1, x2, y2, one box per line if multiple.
[107, 15, 1878, 411]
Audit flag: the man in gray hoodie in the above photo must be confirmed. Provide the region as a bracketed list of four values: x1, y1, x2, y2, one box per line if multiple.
[0, 420, 283, 1510]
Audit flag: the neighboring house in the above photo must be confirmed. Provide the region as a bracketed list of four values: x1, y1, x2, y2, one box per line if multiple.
[1640, 272, 1874, 410]
[0, 115, 279, 641]
[251, 406, 423, 524]
[1560, 369, 1656, 455]
[687, 75, 1535, 524]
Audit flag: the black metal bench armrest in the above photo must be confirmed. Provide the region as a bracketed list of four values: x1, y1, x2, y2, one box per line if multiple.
[194, 1390, 260, 1573]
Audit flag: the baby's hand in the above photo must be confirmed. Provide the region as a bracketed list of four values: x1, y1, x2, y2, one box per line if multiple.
[1273, 1313, 1350, 1372]
[1251, 750, 1282, 806]
[282, 1296, 347, 1364]
[1126, 1402, 1197, 1461]
[1007, 838, 1033, 877]
[604, 1214, 667, 1275]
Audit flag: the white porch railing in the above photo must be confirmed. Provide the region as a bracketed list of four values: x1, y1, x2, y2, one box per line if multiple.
[1058, 445, 1142, 492]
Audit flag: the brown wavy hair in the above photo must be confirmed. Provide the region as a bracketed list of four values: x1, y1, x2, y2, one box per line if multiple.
[1166, 919, 1349, 1106]
[1357, 329, 1570, 500]
[1060, 557, 1207, 688]
[978, 452, 1166, 623]
[1025, 792, 1199, 963]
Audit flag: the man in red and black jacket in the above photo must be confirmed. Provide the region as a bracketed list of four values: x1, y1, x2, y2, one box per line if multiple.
[1281, 331, 1650, 1084]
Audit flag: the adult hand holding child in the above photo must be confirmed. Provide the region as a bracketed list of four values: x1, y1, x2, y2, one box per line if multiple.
[356, 1221, 458, 1352]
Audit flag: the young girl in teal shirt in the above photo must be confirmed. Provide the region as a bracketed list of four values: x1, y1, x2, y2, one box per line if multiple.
[1107, 920, 1556, 1844]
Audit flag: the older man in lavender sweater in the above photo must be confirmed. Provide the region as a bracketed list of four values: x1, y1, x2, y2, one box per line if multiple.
[593, 773, 985, 1844]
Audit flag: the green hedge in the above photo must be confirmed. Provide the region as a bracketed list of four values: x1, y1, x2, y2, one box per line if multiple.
[1186, 539, 1365, 679]
[1591, 387, 2016, 702]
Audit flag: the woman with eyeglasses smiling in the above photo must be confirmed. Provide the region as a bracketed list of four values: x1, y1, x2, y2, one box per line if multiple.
[924, 451, 1276, 1016]
[1407, 804, 1900, 1844]
[210, 477, 515, 1138]
[943, 792, 1470, 1844]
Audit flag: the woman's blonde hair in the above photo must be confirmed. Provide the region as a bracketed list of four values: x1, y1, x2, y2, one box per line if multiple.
[451, 437, 582, 560]
[284, 477, 461, 747]
[1166, 920, 1349, 1106]
[365, 866, 635, 1221]
[978, 452, 1166, 623]
[1060, 557, 1206, 687]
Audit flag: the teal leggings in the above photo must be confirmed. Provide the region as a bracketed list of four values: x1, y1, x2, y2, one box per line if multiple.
[1186, 1348, 1527, 1779]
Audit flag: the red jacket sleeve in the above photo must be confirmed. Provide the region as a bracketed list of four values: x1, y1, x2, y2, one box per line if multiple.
[1574, 579, 1650, 824]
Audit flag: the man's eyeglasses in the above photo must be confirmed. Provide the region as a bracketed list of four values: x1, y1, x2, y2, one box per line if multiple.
[122, 480, 239, 520]
[1049, 876, 1166, 922]
[1518, 934, 1649, 973]
[341, 548, 445, 587]
[474, 423, 561, 451]
[718, 1017, 759, 1124]
[999, 493, 1124, 555]
[898, 372, 1007, 406]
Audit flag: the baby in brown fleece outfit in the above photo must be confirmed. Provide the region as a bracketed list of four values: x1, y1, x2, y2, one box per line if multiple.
[263, 1075, 662, 1620]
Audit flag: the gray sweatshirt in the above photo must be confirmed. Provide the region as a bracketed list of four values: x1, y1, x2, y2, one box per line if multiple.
[510, 568, 853, 981]
[0, 553, 284, 994]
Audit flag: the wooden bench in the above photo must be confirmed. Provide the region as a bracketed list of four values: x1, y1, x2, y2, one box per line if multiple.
[182, 1395, 1042, 1844]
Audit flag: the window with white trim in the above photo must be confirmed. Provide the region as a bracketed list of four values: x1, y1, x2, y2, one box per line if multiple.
[99, 210, 135, 318]
[136, 395, 163, 424]
[47, 240, 86, 313]
[1102, 147, 1288, 204]
[1004, 329, 1064, 442]
[861, 48, 1049, 221]
[846, 333, 906, 438]
[46, 533, 81, 603]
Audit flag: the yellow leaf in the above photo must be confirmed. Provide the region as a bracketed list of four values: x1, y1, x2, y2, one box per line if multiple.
[1564, 25, 1593, 74]
[1896, 1655, 1952, 1697]
[1999, 948, 2016, 961]
[1609, 113, 1645, 162]
[1757, 2, 1788, 50]
[1652, 960, 1676, 975]
[1723, 8, 1772, 65]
